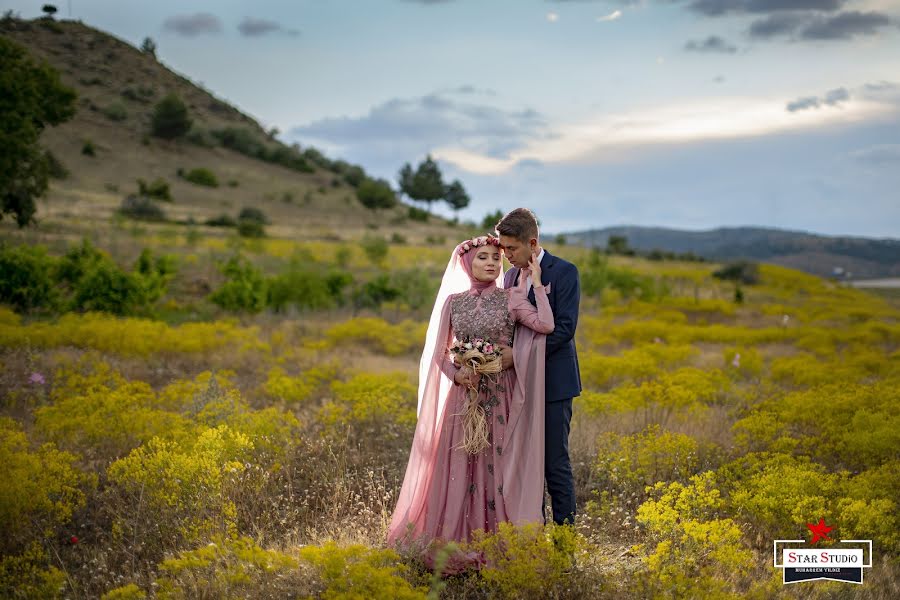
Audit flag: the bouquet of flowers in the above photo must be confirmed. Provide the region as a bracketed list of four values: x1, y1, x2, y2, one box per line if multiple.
[449, 337, 502, 454]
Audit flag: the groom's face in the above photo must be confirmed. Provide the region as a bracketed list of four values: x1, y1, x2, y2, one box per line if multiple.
[499, 235, 536, 269]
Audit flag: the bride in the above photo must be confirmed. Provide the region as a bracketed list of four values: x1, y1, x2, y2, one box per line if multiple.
[387, 234, 554, 551]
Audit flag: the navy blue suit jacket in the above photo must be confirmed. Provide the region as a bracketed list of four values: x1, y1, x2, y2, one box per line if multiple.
[505, 250, 582, 402]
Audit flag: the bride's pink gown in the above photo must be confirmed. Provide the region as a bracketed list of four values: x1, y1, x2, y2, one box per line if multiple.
[388, 283, 554, 547]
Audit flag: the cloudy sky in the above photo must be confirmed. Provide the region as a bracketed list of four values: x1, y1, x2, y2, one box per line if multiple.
[9, 0, 900, 237]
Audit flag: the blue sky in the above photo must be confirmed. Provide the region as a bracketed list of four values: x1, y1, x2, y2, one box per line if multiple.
[7, 0, 900, 237]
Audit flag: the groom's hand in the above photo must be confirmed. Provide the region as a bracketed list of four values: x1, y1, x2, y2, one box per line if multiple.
[498, 345, 514, 370]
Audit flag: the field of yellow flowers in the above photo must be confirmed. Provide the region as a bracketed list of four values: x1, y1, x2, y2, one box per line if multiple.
[1, 231, 898, 599]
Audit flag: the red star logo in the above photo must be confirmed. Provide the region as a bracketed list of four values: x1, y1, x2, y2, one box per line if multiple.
[806, 518, 834, 544]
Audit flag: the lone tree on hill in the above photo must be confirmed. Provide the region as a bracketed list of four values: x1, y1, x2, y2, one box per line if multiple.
[41, 4, 57, 18]
[141, 37, 157, 58]
[151, 93, 192, 140]
[444, 179, 470, 215]
[0, 36, 76, 227]
[398, 155, 445, 213]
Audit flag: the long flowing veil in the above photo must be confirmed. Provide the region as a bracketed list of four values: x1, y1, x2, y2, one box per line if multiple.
[388, 241, 504, 544]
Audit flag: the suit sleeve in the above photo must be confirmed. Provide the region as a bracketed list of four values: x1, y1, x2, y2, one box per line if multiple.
[545, 262, 579, 354]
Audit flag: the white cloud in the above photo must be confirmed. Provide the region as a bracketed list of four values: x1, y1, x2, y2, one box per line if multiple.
[597, 10, 622, 22]
[433, 92, 899, 174]
[546, 12, 559, 22]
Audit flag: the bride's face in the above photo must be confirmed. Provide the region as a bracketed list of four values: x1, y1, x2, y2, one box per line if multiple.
[470, 248, 502, 282]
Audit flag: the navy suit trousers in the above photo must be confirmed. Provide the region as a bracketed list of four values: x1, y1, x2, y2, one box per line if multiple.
[543, 397, 576, 525]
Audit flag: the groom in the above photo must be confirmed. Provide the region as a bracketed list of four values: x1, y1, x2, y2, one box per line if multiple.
[496, 208, 581, 526]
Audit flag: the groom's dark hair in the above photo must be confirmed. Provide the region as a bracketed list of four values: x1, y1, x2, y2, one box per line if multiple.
[496, 208, 539, 243]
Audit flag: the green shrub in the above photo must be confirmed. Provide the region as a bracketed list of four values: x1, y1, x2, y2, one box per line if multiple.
[204, 214, 236, 227]
[119, 195, 166, 221]
[360, 235, 389, 265]
[185, 127, 215, 147]
[238, 206, 268, 224]
[210, 127, 313, 173]
[0, 242, 60, 313]
[151, 93, 191, 140]
[267, 262, 352, 312]
[81, 140, 95, 156]
[136, 177, 171, 201]
[407, 206, 429, 222]
[713, 260, 760, 285]
[237, 219, 265, 238]
[209, 254, 267, 313]
[121, 86, 154, 103]
[102, 102, 127, 121]
[182, 167, 218, 187]
[56, 240, 174, 316]
[352, 274, 399, 309]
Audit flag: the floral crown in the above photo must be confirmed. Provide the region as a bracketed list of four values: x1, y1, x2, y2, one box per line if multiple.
[457, 235, 501, 256]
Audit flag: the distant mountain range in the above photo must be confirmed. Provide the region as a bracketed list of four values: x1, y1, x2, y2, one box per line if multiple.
[561, 226, 900, 280]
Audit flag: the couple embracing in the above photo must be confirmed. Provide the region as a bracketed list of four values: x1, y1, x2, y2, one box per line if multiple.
[387, 208, 582, 555]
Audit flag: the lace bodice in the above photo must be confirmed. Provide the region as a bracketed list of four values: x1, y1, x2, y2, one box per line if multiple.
[449, 287, 515, 346]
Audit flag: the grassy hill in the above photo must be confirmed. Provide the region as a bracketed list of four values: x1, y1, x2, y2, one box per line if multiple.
[0, 15, 460, 244]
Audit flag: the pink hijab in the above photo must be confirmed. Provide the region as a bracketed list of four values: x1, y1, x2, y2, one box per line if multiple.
[387, 237, 547, 546]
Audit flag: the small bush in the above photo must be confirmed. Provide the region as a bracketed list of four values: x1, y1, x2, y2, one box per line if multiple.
[713, 260, 760, 285]
[182, 167, 218, 187]
[360, 235, 389, 266]
[204, 214, 237, 228]
[102, 102, 127, 121]
[121, 86, 154, 103]
[407, 206, 429, 222]
[237, 219, 265, 238]
[352, 274, 399, 309]
[209, 254, 267, 313]
[0, 243, 60, 313]
[185, 127, 216, 147]
[151, 93, 192, 140]
[119, 195, 166, 221]
[238, 206, 268, 225]
[136, 178, 171, 201]
[81, 140, 96, 156]
[267, 262, 352, 312]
